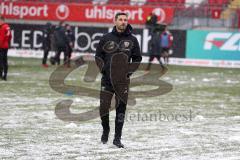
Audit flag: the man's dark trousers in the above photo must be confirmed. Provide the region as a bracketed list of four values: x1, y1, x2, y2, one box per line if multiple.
[0, 49, 8, 79]
[100, 78, 129, 140]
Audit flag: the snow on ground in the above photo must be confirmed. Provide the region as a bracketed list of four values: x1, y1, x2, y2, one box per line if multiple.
[0, 58, 240, 159]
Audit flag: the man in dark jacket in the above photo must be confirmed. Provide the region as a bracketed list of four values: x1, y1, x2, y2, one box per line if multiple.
[42, 22, 54, 68]
[65, 24, 75, 67]
[145, 29, 165, 72]
[51, 21, 68, 65]
[145, 12, 158, 34]
[95, 12, 142, 148]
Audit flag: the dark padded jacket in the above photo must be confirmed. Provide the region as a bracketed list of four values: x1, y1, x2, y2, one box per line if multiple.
[53, 25, 68, 48]
[95, 24, 142, 82]
[149, 31, 161, 56]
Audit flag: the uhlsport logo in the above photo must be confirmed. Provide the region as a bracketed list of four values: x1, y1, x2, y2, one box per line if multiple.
[152, 8, 166, 23]
[204, 32, 240, 51]
[56, 4, 69, 20]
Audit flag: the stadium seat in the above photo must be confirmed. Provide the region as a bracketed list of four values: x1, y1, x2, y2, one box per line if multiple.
[130, 0, 147, 6]
[208, 0, 230, 6]
[146, 0, 185, 8]
[108, 0, 130, 5]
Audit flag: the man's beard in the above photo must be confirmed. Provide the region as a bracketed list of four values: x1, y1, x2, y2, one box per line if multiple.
[117, 25, 126, 32]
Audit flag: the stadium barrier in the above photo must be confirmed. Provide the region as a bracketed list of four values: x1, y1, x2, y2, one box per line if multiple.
[8, 23, 240, 68]
[9, 23, 186, 57]
[186, 30, 240, 61]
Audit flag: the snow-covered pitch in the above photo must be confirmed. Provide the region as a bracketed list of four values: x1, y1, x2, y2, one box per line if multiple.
[0, 57, 240, 160]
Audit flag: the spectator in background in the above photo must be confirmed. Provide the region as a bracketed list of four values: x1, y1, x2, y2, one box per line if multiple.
[145, 12, 158, 34]
[0, 16, 12, 81]
[65, 24, 75, 67]
[50, 21, 68, 65]
[145, 28, 166, 72]
[145, 12, 158, 56]
[160, 26, 173, 64]
[42, 22, 54, 68]
[146, 12, 158, 27]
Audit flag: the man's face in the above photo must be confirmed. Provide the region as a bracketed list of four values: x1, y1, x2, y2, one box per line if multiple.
[115, 15, 128, 32]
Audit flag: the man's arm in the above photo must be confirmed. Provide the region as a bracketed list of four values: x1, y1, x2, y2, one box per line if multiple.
[0, 27, 4, 46]
[7, 25, 12, 43]
[169, 33, 173, 48]
[95, 37, 105, 73]
[129, 37, 142, 76]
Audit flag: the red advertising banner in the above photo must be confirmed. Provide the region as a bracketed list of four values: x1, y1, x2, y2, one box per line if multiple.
[0, 1, 175, 24]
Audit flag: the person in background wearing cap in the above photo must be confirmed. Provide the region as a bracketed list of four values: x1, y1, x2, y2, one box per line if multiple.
[145, 12, 158, 35]
[0, 16, 12, 81]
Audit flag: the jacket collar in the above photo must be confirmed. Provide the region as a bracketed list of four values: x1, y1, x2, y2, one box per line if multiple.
[112, 24, 132, 36]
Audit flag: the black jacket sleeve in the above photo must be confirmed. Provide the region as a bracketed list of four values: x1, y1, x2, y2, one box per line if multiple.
[129, 37, 142, 75]
[95, 37, 105, 73]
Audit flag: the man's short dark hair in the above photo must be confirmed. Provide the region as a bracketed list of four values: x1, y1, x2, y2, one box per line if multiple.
[115, 12, 128, 20]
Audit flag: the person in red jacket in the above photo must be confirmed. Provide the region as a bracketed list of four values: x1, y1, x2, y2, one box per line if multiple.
[0, 16, 11, 81]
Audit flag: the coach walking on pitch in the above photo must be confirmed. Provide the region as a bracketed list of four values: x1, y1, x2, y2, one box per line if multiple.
[95, 12, 142, 148]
